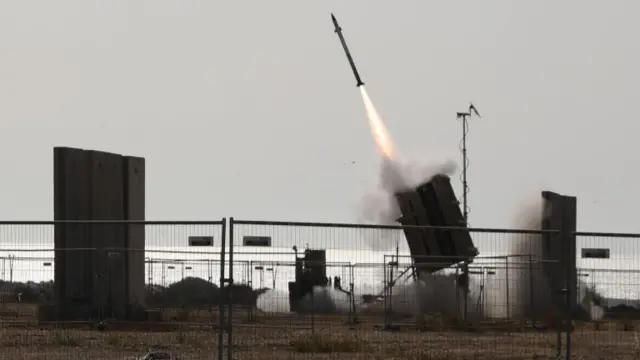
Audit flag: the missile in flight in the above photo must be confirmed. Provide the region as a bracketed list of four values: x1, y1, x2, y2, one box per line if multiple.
[331, 13, 365, 87]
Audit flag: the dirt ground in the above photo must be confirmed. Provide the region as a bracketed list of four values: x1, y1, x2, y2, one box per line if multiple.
[0, 323, 635, 360]
[0, 304, 638, 359]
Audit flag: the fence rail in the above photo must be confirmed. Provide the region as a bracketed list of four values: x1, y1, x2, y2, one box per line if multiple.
[0, 219, 637, 359]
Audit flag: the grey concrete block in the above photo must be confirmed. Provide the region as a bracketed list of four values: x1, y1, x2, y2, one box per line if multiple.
[53, 147, 92, 319]
[541, 191, 578, 310]
[54, 147, 147, 321]
[124, 156, 146, 313]
[88, 150, 127, 319]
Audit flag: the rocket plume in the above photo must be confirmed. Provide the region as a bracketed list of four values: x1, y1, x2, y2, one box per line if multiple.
[360, 86, 396, 160]
[355, 86, 457, 229]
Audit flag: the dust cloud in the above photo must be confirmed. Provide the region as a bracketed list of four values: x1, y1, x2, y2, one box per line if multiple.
[256, 289, 290, 313]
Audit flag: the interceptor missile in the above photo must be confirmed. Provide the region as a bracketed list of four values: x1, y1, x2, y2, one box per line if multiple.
[331, 13, 365, 87]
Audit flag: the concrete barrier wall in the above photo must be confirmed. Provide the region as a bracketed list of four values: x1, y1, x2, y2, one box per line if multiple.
[53, 147, 146, 321]
[53, 147, 93, 319]
[124, 156, 146, 315]
[541, 191, 578, 311]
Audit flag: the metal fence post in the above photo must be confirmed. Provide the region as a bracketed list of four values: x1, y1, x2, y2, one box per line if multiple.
[505, 256, 510, 319]
[349, 264, 356, 324]
[556, 260, 563, 359]
[217, 218, 226, 360]
[565, 235, 573, 360]
[227, 217, 234, 360]
[528, 254, 536, 325]
[383, 256, 389, 328]
[455, 265, 461, 321]
[311, 288, 315, 336]
[463, 260, 469, 324]
[563, 199, 577, 360]
[248, 259, 254, 322]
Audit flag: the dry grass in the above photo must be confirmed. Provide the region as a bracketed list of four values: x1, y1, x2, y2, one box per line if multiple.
[0, 304, 638, 359]
[0, 323, 635, 359]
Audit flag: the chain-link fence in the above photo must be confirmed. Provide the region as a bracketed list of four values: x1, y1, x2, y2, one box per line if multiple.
[569, 231, 640, 359]
[0, 220, 226, 360]
[1, 220, 639, 359]
[227, 219, 570, 359]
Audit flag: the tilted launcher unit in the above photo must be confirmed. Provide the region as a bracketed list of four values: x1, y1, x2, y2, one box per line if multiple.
[394, 174, 478, 278]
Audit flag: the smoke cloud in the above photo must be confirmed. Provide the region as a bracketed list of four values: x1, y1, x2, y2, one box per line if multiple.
[356, 156, 457, 250]
[256, 289, 290, 313]
[257, 190, 604, 321]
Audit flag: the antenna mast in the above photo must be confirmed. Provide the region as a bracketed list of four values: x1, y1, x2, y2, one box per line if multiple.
[456, 103, 481, 226]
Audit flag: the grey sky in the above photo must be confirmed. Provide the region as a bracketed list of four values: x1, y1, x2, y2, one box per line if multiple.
[1, 1, 639, 233]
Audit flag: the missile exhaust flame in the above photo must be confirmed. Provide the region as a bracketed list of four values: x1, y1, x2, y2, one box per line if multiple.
[360, 86, 396, 160]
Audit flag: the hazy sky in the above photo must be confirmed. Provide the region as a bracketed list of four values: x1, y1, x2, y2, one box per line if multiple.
[1, 1, 639, 233]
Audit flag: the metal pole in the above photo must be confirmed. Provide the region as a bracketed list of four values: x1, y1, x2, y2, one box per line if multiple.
[350, 264, 356, 323]
[311, 288, 316, 335]
[461, 113, 469, 225]
[528, 254, 537, 325]
[272, 266, 277, 290]
[565, 237, 573, 360]
[161, 264, 166, 288]
[455, 265, 460, 319]
[217, 219, 227, 360]
[463, 261, 468, 323]
[227, 218, 234, 360]
[383, 258, 388, 327]
[456, 104, 480, 226]
[9, 255, 13, 283]
[147, 258, 153, 288]
[208, 259, 212, 283]
[505, 256, 510, 319]
[248, 260, 254, 322]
